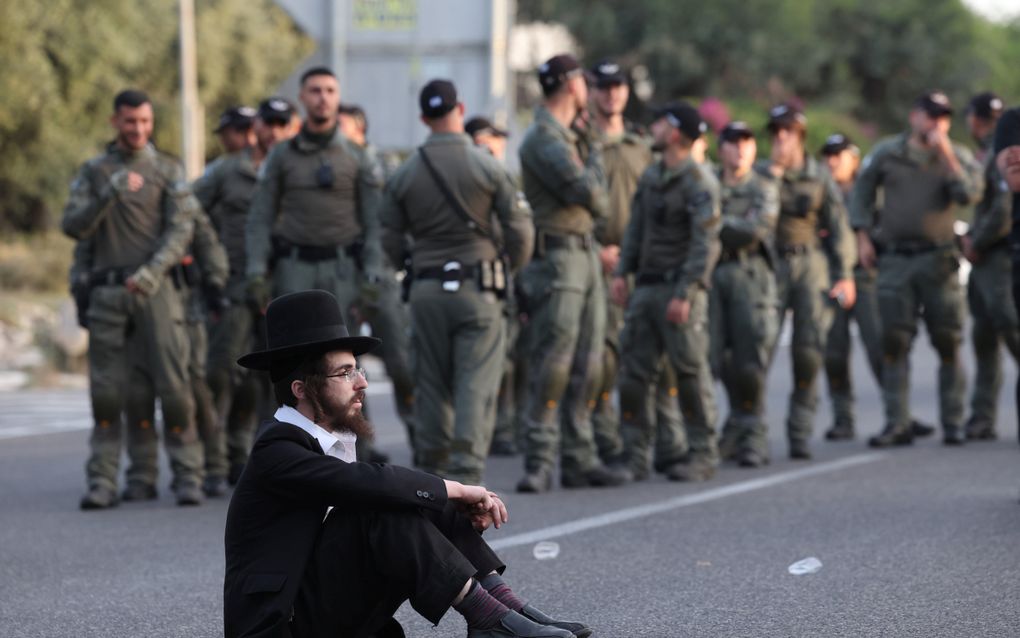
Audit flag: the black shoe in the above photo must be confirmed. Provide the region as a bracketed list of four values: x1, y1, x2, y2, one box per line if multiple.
[80, 485, 119, 510]
[121, 483, 158, 502]
[964, 417, 997, 441]
[175, 484, 205, 506]
[737, 449, 769, 468]
[665, 458, 716, 482]
[466, 610, 575, 638]
[789, 439, 812, 460]
[562, 464, 631, 488]
[227, 462, 245, 486]
[825, 419, 855, 441]
[520, 603, 592, 638]
[516, 468, 553, 494]
[490, 439, 519, 456]
[868, 424, 914, 448]
[910, 419, 936, 438]
[943, 423, 966, 446]
[203, 476, 229, 498]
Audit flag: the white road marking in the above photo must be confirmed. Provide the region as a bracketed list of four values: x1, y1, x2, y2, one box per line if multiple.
[488, 453, 886, 550]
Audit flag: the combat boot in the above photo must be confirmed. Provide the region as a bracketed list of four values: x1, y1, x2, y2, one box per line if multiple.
[868, 423, 913, 448]
[121, 483, 158, 502]
[516, 467, 553, 494]
[664, 457, 716, 482]
[561, 464, 631, 489]
[736, 449, 769, 468]
[80, 485, 119, 510]
[717, 417, 740, 461]
[789, 439, 812, 460]
[175, 483, 205, 506]
[203, 475, 229, 498]
[825, 418, 855, 441]
[964, 416, 996, 441]
[911, 419, 936, 438]
[520, 603, 592, 638]
[942, 423, 966, 446]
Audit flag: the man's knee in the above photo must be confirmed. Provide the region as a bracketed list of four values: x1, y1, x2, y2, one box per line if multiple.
[882, 328, 912, 361]
[930, 328, 961, 361]
[791, 346, 822, 383]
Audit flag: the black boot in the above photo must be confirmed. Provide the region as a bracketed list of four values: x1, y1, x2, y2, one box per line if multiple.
[868, 423, 914, 448]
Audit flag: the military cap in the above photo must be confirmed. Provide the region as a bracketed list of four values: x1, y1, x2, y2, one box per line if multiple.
[215, 106, 257, 132]
[915, 91, 953, 118]
[820, 133, 859, 156]
[419, 79, 458, 119]
[654, 102, 707, 141]
[719, 121, 755, 144]
[967, 92, 1005, 120]
[257, 98, 296, 124]
[465, 116, 508, 139]
[589, 59, 627, 88]
[538, 54, 582, 93]
[766, 103, 807, 132]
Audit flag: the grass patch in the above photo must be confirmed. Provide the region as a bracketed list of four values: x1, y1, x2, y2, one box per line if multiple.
[0, 232, 74, 293]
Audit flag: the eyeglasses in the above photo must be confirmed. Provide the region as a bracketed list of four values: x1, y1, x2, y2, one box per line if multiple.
[325, 367, 368, 383]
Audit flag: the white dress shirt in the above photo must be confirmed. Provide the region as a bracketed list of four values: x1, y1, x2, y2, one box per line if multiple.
[274, 405, 357, 463]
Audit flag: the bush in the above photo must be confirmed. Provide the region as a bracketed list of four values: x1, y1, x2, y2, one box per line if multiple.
[0, 232, 74, 293]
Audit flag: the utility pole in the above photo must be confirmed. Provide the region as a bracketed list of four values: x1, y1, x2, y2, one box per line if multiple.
[179, 0, 204, 179]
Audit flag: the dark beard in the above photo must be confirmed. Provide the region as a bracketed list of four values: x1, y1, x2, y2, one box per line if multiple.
[324, 391, 374, 442]
[651, 140, 666, 152]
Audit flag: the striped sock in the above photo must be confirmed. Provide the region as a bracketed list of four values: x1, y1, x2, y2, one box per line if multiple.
[479, 573, 526, 612]
[453, 581, 510, 629]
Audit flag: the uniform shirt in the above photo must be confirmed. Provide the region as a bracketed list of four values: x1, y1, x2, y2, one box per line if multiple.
[599, 129, 653, 246]
[274, 405, 357, 463]
[62, 143, 196, 276]
[717, 166, 780, 256]
[850, 132, 984, 245]
[615, 156, 721, 299]
[245, 125, 384, 278]
[193, 146, 259, 277]
[967, 132, 1013, 253]
[518, 106, 609, 236]
[379, 132, 533, 273]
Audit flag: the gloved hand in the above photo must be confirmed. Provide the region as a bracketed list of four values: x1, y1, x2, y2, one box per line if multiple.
[204, 284, 231, 319]
[246, 275, 270, 314]
[126, 265, 161, 296]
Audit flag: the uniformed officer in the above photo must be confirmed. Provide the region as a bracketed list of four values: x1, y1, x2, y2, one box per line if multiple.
[466, 116, 509, 161]
[379, 79, 533, 484]
[197, 97, 296, 485]
[587, 59, 684, 475]
[761, 104, 857, 460]
[338, 102, 416, 462]
[245, 68, 388, 453]
[62, 89, 203, 508]
[516, 54, 630, 492]
[961, 92, 1018, 440]
[710, 121, 780, 468]
[214, 106, 257, 154]
[992, 108, 1020, 438]
[852, 91, 984, 447]
[611, 102, 721, 481]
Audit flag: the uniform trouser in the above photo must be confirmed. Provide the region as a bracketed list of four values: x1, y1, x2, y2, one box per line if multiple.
[770, 248, 834, 444]
[410, 279, 505, 484]
[594, 269, 684, 464]
[84, 282, 200, 491]
[824, 265, 883, 427]
[521, 244, 605, 476]
[619, 284, 716, 473]
[493, 311, 528, 450]
[207, 277, 263, 474]
[710, 255, 778, 457]
[361, 273, 416, 452]
[967, 247, 1020, 425]
[877, 249, 966, 430]
[293, 501, 504, 637]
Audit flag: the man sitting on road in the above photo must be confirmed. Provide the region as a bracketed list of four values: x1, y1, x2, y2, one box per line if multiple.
[223, 290, 591, 638]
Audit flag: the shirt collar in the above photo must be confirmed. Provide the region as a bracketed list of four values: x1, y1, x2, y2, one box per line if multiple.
[274, 405, 357, 460]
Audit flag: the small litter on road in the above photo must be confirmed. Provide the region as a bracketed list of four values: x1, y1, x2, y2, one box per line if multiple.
[532, 541, 560, 560]
[787, 557, 823, 575]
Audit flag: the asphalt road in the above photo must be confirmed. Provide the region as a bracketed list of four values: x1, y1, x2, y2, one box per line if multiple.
[1, 333, 1018, 638]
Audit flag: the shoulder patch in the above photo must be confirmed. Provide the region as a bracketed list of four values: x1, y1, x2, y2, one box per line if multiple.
[690, 191, 711, 206]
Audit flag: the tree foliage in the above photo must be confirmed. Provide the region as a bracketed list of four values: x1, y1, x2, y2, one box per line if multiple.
[0, 0, 312, 232]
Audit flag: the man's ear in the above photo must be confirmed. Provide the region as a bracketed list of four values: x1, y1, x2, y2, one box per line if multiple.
[291, 379, 306, 400]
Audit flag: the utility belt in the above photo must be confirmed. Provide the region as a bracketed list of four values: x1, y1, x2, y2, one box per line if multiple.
[414, 259, 508, 296]
[635, 270, 676, 287]
[776, 243, 816, 257]
[882, 239, 953, 257]
[272, 238, 361, 264]
[718, 247, 752, 263]
[88, 267, 136, 287]
[534, 231, 593, 257]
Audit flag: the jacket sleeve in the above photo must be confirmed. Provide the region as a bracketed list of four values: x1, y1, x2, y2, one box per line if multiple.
[192, 156, 224, 214]
[521, 133, 609, 220]
[378, 169, 410, 271]
[145, 163, 196, 278]
[355, 143, 386, 278]
[849, 145, 887, 231]
[492, 165, 534, 272]
[969, 160, 1013, 253]
[818, 172, 855, 281]
[946, 144, 985, 206]
[674, 177, 721, 299]
[245, 145, 284, 278]
[61, 161, 116, 239]
[191, 207, 230, 289]
[614, 176, 647, 277]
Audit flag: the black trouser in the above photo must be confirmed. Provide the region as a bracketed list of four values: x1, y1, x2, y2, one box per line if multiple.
[1013, 253, 1020, 436]
[292, 502, 505, 638]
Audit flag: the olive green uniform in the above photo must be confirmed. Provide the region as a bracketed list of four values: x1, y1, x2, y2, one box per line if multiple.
[593, 128, 684, 468]
[710, 167, 780, 461]
[850, 133, 984, 435]
[965, 134, 1018, 434]
[616, 157, 721, 475]
[762, 155, 855, 449]
[380, 132, 533, 483]
[62, 143, 202, 495]
[517, 107, 610, 480]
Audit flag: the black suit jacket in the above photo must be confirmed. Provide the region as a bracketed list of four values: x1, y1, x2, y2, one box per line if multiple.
[223, 420, 447, 638]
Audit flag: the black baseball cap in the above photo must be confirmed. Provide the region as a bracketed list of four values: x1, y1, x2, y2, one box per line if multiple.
[419, 79, 458, 119]
[719, 121, 755, 145]
[820, 133, 859, 156]
[967, 91, 1005, 120]
[538, 54, 582, 94]
[654, 102, 707, 141]
[589, 59, 627, 88]
[915, 91, 953, 118]
[257, 98, 296, 124]
[215, 106, 256, 133]
[465, 116, 508, 138]
[766, 103, 807, 132]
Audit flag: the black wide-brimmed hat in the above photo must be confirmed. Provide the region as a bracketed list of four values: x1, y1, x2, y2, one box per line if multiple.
[237, 290, 380, 372]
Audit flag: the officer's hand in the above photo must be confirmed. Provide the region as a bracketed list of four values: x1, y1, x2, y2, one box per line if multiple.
[360, 276, 381, 307]
[665, 297, 691, 325]
[857, 231, 876, 270]
[109, 169, 145, 193]
[126, 265, 160, 296]
[246, 275, 270, 315]
[830, 278, 857, 309]
[961, 235, 979, 263]
[610, 276, 629, 307]
[204, 284, 231, 320]
[599, 245, 620, 276]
